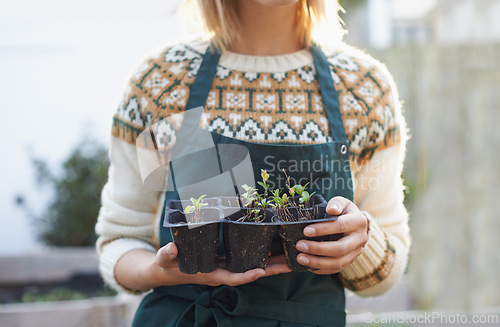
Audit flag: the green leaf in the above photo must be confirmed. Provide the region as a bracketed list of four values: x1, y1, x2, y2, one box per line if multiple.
[291, 185, 304, 196]
[261, 169, 269, 182]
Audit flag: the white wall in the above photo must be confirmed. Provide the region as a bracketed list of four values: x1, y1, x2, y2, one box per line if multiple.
[368, 0, 393, 48]
[434, 0, 500, 44]
[0, 0, 181, 253]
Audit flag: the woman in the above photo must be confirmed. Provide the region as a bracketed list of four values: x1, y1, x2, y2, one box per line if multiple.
[95, 0, 410, 326]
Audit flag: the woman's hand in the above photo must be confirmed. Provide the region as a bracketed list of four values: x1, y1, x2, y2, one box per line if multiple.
[295, 196, 369, 275]
[145, 243, 290, 288]
[116, 243, 290, 292]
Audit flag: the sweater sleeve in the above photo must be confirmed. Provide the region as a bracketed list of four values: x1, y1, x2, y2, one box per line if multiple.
[338, 55, 410, 297]
[95, 44, 201, 294]
[95, 137, 160, 294]
[95, 61, 163, 294]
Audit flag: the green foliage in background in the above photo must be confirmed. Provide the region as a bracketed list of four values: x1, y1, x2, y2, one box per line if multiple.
[21, 287, 116, 303]
[19, 138, 109, 246]
[21, 287, 86, 303]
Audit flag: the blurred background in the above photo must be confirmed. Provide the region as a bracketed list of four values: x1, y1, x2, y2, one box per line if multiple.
[1, 0, 499, 326]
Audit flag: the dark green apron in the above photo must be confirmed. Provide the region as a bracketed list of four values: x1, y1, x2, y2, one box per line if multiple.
[132, 44, 353, 327]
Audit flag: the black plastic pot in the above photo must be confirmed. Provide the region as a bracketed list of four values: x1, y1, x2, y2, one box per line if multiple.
[222, 208, 277, 273]
[276, 195, 343, 271]
[164, 206, 221, 274]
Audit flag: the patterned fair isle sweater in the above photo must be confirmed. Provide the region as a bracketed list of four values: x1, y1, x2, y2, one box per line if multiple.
[95, 39, 410, 297]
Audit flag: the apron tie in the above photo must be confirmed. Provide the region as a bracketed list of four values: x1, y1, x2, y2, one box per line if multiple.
[158, 285, 249, 327]
[154, 283, 346, 326]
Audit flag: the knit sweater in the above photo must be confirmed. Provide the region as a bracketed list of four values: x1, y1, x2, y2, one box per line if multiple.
[95, 39, 410, 297]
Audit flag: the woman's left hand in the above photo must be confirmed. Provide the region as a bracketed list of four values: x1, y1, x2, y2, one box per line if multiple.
[295, 196, 369, 275]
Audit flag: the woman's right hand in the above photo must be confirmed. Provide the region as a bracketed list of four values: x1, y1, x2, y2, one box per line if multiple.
[153, 242, 291, 287]
[115, 242, 291, 292]
[153, 242, 263, 287]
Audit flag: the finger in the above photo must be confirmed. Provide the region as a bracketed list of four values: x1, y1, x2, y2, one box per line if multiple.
[262, 255, 291, 276]
[296, 247, 362, 272]
[155, 242, 178, 268]
[296, 233, 367, 258]
[215, 268, 266, 287]
[303, 212, 366, 237]
[264, 264, 291, 276]
[308, 268, 342, 275]
[263, 263, 291, 276]
[326, 196, 358, 216]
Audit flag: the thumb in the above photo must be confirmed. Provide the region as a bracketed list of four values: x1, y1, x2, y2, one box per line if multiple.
[326, 196, 355, 216]
[156, 242, 178, 268]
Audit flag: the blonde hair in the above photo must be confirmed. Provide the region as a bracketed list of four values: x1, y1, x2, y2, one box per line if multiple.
[180, 0, 345, 52]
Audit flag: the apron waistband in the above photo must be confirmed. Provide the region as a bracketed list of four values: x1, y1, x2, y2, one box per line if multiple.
[155, 285, 346, 327]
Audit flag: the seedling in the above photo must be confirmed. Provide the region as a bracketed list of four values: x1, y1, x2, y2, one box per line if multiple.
[184, 195, 208, 223]
[239, 170, 272, 222]
[299, 190, 314, 208]
[241, 184, 257, 207]
[257, 169, 270, 198]
[269, 189, 293, 221]
[239, 169, 318, 222]
[282, 169, 315, 220]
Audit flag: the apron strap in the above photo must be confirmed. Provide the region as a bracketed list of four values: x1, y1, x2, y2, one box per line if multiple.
[185, 45, 221, 111]
[185, 42, 348, 143]
[310, 44, 348, 143]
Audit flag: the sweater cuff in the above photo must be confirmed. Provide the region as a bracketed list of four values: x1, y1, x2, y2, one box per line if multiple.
[98, 238, 156, 294]
[339, 211, 397, 294]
